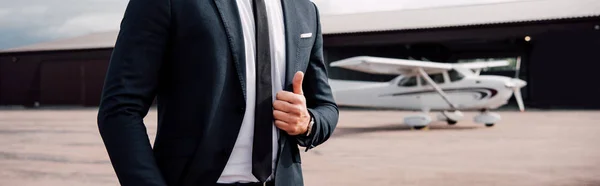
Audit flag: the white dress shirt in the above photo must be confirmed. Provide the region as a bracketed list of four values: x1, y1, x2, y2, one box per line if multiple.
[217, 0, 286, 183]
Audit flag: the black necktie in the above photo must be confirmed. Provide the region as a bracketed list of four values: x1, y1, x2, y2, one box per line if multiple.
[252, 0, 272, 182]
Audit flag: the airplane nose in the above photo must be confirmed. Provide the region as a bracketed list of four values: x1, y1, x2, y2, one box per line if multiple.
[505, 79, 527, 88]
[513, 79, 527, 88]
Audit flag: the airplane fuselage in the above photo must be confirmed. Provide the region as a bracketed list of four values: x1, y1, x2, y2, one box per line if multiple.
[330, 74, 520, 111]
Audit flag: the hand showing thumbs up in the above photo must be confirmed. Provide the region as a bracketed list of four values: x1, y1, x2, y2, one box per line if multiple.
[273, 71, 311, 136]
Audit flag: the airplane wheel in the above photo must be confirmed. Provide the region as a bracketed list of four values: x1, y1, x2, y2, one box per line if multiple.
[485, 123, 495, 127]
[447, 120, 457, 125]
[412, 126, 427, 130]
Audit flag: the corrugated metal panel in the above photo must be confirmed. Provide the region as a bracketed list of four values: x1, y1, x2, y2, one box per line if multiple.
[39, 61, 84, 105]
[321, 0, 600, 34]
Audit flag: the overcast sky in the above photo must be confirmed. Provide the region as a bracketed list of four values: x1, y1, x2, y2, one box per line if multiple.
[0, 0, 522, 50]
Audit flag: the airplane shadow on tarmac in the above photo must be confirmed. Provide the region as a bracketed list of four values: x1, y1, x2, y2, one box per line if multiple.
[332, 123, 480, 138]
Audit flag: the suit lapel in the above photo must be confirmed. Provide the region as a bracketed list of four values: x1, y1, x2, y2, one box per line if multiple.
[214, 0, 247, 100]
[213, 0, 297, 103]
[282, 0, 298, 91]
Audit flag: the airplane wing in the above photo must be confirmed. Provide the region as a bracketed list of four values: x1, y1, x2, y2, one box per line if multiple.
[330, 56, 452, 75]
[330, 56, 511, 75]
[453, 60, 510, 70]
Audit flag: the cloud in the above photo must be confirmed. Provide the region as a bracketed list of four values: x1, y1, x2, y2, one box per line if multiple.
[39, 13, 123, 39]
[20, 6, 49, 15]
[0, 9, 10, 17]
[0, 0, 127, 49]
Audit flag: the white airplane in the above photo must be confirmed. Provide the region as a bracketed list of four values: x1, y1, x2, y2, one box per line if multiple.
[329, 56, 527, 129]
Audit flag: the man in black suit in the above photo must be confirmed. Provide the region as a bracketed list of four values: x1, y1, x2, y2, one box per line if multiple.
[97, 0, 338, 185]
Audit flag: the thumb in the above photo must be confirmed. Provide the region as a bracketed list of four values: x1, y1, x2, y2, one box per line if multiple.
[292, 71, 304, 95]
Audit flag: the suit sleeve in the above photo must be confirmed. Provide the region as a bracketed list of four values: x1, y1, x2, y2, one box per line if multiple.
[96, 0, 170, 185]
[296, 3, 339, 151]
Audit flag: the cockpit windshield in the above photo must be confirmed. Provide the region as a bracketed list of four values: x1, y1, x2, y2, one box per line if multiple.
[448, 69, 465, 82]
[397, 76, 417, 87]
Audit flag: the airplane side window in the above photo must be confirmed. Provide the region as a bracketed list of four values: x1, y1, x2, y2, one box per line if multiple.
[420, 74, 444, 86]
[430, 74, 445, 84]
[449, 70, 465, 82]
[398, 77, 417, 87]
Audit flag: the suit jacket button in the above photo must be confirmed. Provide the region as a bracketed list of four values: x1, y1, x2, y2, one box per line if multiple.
[239, 107, 245, 113]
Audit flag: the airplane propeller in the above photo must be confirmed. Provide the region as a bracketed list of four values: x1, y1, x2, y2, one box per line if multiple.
[512, 57, 526, 112]
[514, 57, 521, 79]
[514, 87, 525, 112]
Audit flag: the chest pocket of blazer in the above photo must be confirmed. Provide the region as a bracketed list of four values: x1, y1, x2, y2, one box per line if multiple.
[297, 32, 315, 48]
[296, 21, 315, 48]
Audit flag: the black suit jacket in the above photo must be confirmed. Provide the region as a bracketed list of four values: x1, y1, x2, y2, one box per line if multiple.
[97, 0, 338, 185]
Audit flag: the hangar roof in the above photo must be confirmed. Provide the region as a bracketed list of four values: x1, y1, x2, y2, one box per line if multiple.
[321, 0, 600, 34]
[0, 31, 119, 54]
[1, 0, 599, 54]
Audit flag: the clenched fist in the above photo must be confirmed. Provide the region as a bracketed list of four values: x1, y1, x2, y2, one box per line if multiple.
[274, 71, 311, 136]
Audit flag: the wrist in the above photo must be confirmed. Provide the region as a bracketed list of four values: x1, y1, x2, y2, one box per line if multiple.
[304, 114, 314, 137]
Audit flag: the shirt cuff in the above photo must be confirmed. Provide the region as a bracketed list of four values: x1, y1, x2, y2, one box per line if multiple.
[295, 109, 317, 151]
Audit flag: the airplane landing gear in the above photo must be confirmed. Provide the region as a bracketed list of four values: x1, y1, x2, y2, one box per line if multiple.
[405, 114, 432, 130]
[412, 126, 429, 130]
[437, 110, 463, 125]
[475, 109, 501, 127]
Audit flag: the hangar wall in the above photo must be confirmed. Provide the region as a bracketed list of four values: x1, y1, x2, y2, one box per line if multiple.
[528, 29, 600, 109]
[0, 49, 112, 107]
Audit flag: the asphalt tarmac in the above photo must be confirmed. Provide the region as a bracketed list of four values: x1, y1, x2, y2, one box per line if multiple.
[1, 109, 599, 186]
